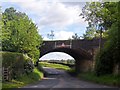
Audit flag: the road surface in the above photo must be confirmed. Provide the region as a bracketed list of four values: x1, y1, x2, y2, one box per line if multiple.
[23, 67, 118, 89]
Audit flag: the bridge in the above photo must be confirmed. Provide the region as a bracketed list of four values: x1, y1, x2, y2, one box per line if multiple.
[39, 38, 105, 72]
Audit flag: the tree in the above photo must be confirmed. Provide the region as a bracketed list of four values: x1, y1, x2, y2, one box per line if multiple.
[80, 2, 117, 31]
[72, 33, 80, 40]
[83, 26, 98, 39]
[47, 30, 54, 40]
[2, 7, 43, 61]
[0, 6, 2, 51]
[80, 2, 118, 40]
[83, 26, 108, 40]
[81, 2, 119, 75]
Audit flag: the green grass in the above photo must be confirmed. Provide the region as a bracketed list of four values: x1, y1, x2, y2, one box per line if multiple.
[40, 62, 71, 71]
[2, 68, 43, 89]
[78, 72, 120, 87]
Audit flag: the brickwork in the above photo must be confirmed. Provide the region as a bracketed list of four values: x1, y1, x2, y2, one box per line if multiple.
[40, 38, 106, 72]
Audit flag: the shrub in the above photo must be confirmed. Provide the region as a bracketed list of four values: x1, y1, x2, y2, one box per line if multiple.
[95, 47, 114, 76]
[1, 51, 34, 80]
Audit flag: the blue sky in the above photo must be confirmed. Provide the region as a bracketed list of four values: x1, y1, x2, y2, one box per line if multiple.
[1, 0, 89, 40]
[1, 0, 91, 60]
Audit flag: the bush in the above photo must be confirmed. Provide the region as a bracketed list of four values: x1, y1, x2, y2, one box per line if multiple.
[2, 68, 44, 88]
[95, 47, 114, 76]
[78, 72, 120, 86]
[1, 51, 34, 80]
[37, 63, 44, 72]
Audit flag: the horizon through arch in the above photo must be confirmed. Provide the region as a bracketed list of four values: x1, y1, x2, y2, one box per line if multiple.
[39, 52, 74, 61]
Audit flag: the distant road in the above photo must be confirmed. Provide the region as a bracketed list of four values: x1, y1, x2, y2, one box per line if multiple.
[23, 67, 118, 89]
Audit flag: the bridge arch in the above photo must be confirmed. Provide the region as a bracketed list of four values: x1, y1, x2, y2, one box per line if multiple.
[38, 39, 106, 72]
[39, 47, 93, 72]
[40, 47, 92, 60]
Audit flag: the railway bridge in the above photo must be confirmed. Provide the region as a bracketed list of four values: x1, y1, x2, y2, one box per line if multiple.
[39, 38, 105, 72]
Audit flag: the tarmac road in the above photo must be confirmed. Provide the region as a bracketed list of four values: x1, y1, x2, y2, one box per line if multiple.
[23, 67, 118, 89]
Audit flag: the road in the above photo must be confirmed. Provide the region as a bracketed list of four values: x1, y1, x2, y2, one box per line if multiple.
[23, 67, 118, 89]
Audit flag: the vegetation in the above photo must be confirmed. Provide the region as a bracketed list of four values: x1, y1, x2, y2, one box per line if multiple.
[2, 68, 43, 88]
[40, 62, 71, 71]
[72, 33, 81, 40]
[1, 7, 43, 88]
[1, 52, 34, 80]
[42, 59, 75, 65]
[78, 72, 120, 87]
[67, 69, 119, 87]
[1, 7, 43, 62]
[81, 2, 120, 75]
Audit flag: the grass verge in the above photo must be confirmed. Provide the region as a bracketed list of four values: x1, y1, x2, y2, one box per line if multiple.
[78, 72, 120, 87]
[2, 68, 43, 89]
[40, 62, 71, 71]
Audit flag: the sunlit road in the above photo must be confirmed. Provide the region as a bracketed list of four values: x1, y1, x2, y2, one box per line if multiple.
[23, 67, 117, 89]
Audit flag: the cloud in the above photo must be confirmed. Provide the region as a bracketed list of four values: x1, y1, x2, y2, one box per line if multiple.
[1, 0, 88, 40]
[11, 0, 87, 40]
[55, 31, 74, 40]
[6, 0, 87, 29]
[39, 3, 82, 28]
[43, 30, 74, 40]
[2, 0, 101, 3]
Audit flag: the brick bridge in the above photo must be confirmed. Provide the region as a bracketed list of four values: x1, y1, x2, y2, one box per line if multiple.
[39, 38, 105, 72]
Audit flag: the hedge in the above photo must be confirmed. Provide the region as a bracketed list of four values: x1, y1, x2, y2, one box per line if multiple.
[1, 51, 34, 80]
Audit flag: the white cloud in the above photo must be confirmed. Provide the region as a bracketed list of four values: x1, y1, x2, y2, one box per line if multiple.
[43, 30, 74, 40]
[7, 0, 87, 29]
[1, 0, 103, 3]
[1, 0, 88, 40]
[55, 31, 74, 40]
[39, 3, 83, 28]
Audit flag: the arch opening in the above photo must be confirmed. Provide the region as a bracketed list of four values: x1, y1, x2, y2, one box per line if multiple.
[40, 52, 74, 61]
[39, 47, 93, 72]
[39, 52, 75, 68]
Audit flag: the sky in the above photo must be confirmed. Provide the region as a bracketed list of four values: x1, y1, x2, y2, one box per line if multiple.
[1, 0, 89, 40]
[0, 0, 100, 60]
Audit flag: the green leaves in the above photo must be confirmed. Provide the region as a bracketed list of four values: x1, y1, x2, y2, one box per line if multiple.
[81, 2, 118, 32]
[72, 33, 81, 40]
[2, 7, 43, 61]
[81, 2, 119, 75]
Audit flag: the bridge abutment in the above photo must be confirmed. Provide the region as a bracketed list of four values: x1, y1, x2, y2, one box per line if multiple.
[75, 59, 93, 73]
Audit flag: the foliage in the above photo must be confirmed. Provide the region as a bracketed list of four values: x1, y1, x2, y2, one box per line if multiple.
[83, 27, 98, 40]
[1, 51, 34, 80]
[83, 26, 108, 40]
[95, 2, 119, 75]
[95, 48, 114, 75]
[81, 2, 119, 75]
[0, 6, 2, 51]
[81, 2, 117, 30]
[81, 2, 118, 39]
[1, 7, 43, 61]
[78, 72, 120, 87]
[2, 68, 43, 88]
[72, 33, 81, 40]
[40, 62, 71, 71]
[37, 62, 44, 72]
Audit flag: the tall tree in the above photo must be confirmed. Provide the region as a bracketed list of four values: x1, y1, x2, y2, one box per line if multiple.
[80, 2, 117, 31]
[80, 2, 118, 40]
[81, 2, 119, 75]
[0, 6, 2, 51]
[2, 7, 43, 61]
